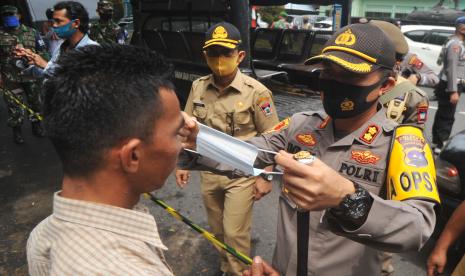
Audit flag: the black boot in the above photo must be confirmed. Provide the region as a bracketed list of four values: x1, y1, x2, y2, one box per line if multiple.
[31, 122, 45, 137]
[13, 126, 24, 144]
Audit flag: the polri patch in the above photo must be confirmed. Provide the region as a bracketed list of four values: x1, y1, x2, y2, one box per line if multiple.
[351, 150, 381, 165]
[409, 55, 424, 70]
[296, 133, 316, 147]
[360, 124, 380, 144]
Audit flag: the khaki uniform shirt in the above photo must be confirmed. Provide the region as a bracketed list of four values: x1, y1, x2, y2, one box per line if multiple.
[185, 70, 279, 140]
[400, 53, 439, 87]
[439, 35, 465, 92]
[27, 193, 173, 276]
[180, 107, 437, 276]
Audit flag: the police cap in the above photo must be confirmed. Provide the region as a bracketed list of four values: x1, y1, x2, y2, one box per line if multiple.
[203, 22, 241, 50]
[0, 5, 18, 15]
[369, 20, 409, 56]
[305, 23, 396, 74]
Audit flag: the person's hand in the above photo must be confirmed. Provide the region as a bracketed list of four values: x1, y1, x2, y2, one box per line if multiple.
[275, 150, 355, 211]
[179, 111, 198, 149]
[254, 177, 272, 201]
[450, 91, 460, 105]
[14, 47, 48, 68]
[407, 74, 419, 85]
[175, 169, 190, 188]
[243, 256, 279, 276]
[427, 248, 447, 276]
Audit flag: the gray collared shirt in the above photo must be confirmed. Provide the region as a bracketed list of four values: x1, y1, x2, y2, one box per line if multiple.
[27, 192, 173, 276]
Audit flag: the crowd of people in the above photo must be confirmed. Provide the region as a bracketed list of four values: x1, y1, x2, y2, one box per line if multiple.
[1, 1, 465, 276]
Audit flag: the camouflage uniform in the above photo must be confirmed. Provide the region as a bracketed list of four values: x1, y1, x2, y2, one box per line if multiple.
[89, 1, 127, 44]
[0, 5, 48, 143]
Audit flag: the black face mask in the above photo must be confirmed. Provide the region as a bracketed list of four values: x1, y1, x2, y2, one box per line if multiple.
[319, 77, 386, 119]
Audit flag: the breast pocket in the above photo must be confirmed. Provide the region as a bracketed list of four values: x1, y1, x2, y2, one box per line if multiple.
[192, 105, 208, 123]
[232, 110, 253, 137]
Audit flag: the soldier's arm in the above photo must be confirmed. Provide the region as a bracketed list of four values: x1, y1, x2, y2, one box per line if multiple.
[446, 42, 460, 92]
[252, 88, 280, 134]
[416, 61, 439, 87]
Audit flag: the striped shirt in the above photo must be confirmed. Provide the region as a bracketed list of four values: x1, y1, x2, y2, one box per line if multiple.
[27, 192, 173, 276]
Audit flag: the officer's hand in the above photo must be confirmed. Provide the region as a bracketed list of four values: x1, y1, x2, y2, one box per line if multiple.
[175, 169, 190, 188]
[179, 112, 198, 149]
[243, 256, 279, 276]
[427, 248, 447, 276]
[407, 74, 419, 85]
[254, 177, 272, 201]
[275, 150, 355, 211]
[450, 92, 460, 105]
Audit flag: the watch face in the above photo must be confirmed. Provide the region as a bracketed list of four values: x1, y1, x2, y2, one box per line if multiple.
[350, 202, 367, 219]
[266, 174, 273, 181]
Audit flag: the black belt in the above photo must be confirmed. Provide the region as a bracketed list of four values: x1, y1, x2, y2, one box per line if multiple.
[297, 211, 309, 276]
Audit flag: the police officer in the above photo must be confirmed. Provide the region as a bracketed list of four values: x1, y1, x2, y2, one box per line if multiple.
[89, 1, 127, 45]
[180, 23, 439, 276]
[0, 5, 48, 144]
[370, 20, 433, 129]
[432, 16, 465, 153]
[176, 22, 279, 276]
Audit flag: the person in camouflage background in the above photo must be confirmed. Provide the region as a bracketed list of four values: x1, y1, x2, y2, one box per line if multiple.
[89, 1, 127, 45]
[0, 5, 49, 144]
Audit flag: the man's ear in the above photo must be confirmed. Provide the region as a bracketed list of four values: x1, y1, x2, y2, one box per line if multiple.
[72, 18, 80, 30]
[379, 76, 396, 96]
[237, 50, 246, 63]
[120, 138, 142, 173]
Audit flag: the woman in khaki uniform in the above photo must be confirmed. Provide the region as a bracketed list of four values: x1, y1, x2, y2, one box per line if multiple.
[175, 22, 279, 276]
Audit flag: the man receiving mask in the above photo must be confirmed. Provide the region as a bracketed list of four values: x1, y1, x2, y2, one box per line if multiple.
[175, 22, 279, 276]
[14, 1, 98, 79]
[0, 5, 48, 144]
[180, 23, 439, 276]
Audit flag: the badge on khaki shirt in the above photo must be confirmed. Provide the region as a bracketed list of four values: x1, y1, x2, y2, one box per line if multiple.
[257, 96, 273, 117]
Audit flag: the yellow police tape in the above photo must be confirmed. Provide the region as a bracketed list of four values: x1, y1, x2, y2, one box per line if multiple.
[1, 88, 43, 121]
[386, 126, 440, 204]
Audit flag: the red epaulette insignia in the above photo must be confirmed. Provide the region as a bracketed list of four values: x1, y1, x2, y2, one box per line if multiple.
[360, 124, 380, 144]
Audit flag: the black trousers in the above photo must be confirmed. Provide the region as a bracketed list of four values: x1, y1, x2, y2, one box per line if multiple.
[432, 80, 459, 147]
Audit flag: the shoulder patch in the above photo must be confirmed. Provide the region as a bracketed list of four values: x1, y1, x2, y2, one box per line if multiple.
[351, 150, 381, 165]
[263, 118, 290, 134]
[408, 55, 424, 70]
[257, 96, 273, 117]
[360, 124, 380, 144]
[295, 133, 317, 147]
[417, 102, 428, 124]
[318, 116, 330, 129]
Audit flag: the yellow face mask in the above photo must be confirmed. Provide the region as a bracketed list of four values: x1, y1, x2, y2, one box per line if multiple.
[205, 54, 239, 77]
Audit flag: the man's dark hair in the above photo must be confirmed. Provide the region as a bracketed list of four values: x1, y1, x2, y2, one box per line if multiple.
[53, 1, 90, 33]
[43, 44, 174, 177]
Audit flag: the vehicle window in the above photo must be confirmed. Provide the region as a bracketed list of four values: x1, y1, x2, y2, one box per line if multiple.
[427, 31, 453, 46]
[404, 30, 427, 42]
[280, 32, 307, 55]
[254, 30, 279, 53]
[309, 34, 331, 57]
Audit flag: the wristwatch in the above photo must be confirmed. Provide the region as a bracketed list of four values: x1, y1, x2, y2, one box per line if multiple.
[259, 173, 273, 181]
[330, 182, 373, 223]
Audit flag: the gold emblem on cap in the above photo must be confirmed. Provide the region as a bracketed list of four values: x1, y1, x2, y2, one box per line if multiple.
[340, 99, 354, 111]
[335, 29, 356, 46]
[212, 26, 228, 39]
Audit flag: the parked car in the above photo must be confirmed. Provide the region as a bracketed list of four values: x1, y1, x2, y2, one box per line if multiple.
[434, 129, 465, 253]
[401, 25, 455, 75]
[313, 19, 332, 31]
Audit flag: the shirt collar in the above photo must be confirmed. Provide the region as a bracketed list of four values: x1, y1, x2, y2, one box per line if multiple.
[325, 106, 396, 148]
[52, 192, 167, 250]
[206, 70, 243, 94]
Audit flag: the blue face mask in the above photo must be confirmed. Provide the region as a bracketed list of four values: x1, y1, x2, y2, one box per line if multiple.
[3, 15, 20, 28]
[52, 20, 77, 39]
